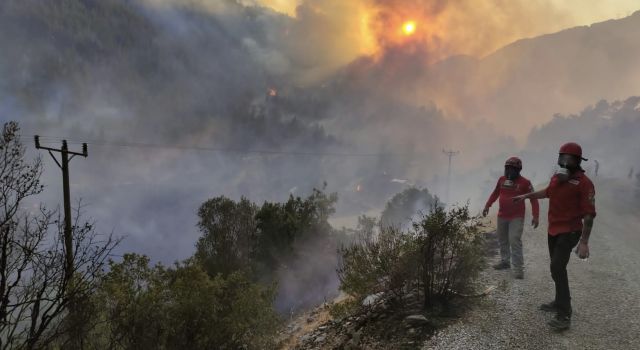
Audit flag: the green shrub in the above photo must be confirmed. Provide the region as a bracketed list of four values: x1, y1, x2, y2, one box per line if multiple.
[337, 226, 417, 301]
[196, 197, 258, 278]
[338, 203, 485, 310]
[414, 204, 485, 307]
[195, 189, 338, 283]
[253, 188, 338, 279]
[85, 254, 280, 350]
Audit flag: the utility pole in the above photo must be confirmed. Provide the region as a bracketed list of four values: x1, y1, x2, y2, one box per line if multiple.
[442, 149, 459, 205]
[35, 136, 87, 283]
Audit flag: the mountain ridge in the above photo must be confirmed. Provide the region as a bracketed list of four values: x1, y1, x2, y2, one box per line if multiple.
[421, 9, 640, 137]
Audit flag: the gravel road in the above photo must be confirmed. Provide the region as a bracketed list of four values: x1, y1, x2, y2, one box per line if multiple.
[423, 199, 640, 350]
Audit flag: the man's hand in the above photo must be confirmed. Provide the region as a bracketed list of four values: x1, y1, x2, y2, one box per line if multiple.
[482, 207, 490, 217]
[512, 194, 527, 203]
[531, 218, 539, 229]
[575, 241, 590, 259]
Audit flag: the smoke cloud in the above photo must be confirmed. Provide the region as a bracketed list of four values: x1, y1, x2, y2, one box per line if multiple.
[2, 0, 640, 312]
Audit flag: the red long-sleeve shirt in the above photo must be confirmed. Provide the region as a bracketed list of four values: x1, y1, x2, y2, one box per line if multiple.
[545, 171, 596, 236]
[485, 176, 540, 220]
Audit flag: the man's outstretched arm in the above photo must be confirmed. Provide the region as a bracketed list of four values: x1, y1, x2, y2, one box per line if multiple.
[512, 188, 548, 202]
[482, 181, 501, 217]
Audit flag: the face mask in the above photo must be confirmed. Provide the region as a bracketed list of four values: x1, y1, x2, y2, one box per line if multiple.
[555, 166, 570, 182]
[557, 154, 578, 168]
[504, 167, 520, 180]
[556, 154, 578, 181]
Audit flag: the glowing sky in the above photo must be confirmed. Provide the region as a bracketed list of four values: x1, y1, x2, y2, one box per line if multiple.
[260, 0, 639, 22]
[256, 0, 640, 60]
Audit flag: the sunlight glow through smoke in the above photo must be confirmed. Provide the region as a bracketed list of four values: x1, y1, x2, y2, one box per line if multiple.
[402, 20, 417, 36]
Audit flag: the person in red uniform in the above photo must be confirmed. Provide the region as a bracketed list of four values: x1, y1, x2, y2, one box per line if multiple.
[514, 142, 596, 331]
[483, 157, 540, 279]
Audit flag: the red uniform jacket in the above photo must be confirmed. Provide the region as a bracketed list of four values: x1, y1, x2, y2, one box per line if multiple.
[485, 176, 540, 220]
[545, 171, 596, 236]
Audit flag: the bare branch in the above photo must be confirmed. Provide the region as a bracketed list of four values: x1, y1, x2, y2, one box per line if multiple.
[1, 122, 120, 349]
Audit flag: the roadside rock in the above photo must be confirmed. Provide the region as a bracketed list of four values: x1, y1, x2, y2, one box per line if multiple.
[405, 314, 430, 324]
[362, 292, 385, 307]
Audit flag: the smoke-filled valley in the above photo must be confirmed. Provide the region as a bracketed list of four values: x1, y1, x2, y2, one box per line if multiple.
[4, 1, 639, 258]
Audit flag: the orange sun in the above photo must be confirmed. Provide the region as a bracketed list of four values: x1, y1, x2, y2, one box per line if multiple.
[402, 21, 417, 36]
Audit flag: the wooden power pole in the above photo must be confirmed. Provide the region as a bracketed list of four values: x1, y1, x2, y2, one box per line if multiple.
[35, 136, 87, 282]
[442, 149, 459, 204]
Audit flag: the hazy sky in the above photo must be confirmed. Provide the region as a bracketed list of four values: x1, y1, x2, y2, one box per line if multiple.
[259, 0, 639, 23]
[253, 0, 640, 59]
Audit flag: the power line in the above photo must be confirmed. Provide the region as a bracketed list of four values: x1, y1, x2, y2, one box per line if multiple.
[19, 134, 430, 158]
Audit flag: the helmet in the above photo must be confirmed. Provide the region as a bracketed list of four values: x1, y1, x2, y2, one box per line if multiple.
[559, 142, 587, 161]
[505, 157, 522, 170]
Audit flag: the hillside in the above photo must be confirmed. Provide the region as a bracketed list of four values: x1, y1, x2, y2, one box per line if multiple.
[423, 10, 640, 136]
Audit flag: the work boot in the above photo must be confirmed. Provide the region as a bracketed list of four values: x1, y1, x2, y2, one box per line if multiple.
[539, 301, 558, 312]
[548, 315, 571, 330]
[513, 270, 524, 279]
[492, 261, 510, 270]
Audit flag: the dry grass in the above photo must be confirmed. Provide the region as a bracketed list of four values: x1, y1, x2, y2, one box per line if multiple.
[277, 294, 350, 350]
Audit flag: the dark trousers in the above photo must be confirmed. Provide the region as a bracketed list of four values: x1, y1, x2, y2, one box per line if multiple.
[548, 231, 581, 317]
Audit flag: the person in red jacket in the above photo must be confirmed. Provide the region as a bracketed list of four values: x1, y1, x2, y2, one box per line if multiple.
[483, 157, 540, 279]
[513, 142, 596, 331]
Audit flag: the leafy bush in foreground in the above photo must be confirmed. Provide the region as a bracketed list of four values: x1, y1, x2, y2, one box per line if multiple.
[82, 254, 279, 350]
[338, 203, 484, 310]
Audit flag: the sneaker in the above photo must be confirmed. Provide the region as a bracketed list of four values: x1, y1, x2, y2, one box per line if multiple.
[514, 270, 524, 279]
[548, 315, 571, 330]
[539, 301, 558, 312]
[492, 261, 510, 270]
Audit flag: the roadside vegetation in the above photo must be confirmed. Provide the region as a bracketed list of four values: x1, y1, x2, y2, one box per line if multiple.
[1, 121, 341, 349]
